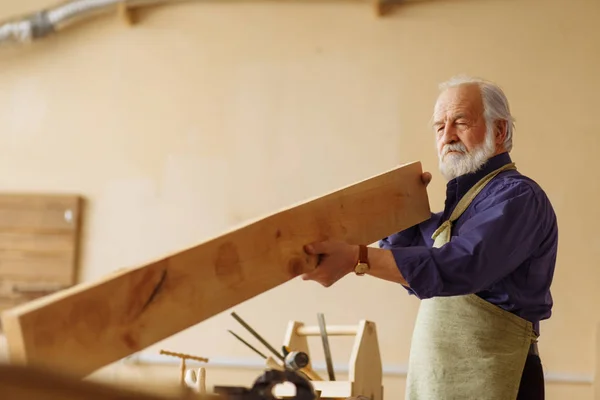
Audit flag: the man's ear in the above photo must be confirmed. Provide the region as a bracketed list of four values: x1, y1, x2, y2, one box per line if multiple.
[495, 120, 507, 144]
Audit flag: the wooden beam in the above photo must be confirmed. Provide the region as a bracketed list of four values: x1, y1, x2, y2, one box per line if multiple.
[117, 3, 135, 26]
[373, 0, 406, 17]
[0, 363, 194, 400]
[373, 0, 385, 17]
[0, 161, 430, 377]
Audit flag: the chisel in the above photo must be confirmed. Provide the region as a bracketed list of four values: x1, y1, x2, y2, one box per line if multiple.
[317, 312, 335, 381]
[231, 311, 285, 361]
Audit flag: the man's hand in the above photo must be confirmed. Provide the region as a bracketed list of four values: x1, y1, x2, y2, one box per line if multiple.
[302, 241, 410, 287]
[422, 171, 432, 187]
[301, 240, 358, 287]
[299, 170, 430, 288]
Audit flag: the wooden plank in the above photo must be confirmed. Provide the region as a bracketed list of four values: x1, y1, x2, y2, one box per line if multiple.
[0, 231, 75, 252]
[0, 249, 75, 282]
[0, 162, 430, 378]
[0, 194, 80, 232]
[0, 194, 83, 314]
[0, 280, 70, 325]
[0, 298, 23, 315]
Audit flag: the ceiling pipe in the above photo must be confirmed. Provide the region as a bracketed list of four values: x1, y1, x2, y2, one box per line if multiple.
[0, 0, 189, 46]
[0, 0, 402, 46]
[0, 0, 393, 46]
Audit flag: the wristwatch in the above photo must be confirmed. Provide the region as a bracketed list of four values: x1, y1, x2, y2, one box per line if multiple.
[354, 244, 370, 276]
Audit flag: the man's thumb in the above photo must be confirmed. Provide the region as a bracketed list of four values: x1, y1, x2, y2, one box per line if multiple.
[304, 241, 329, 255]
[422, 172, 432, 186]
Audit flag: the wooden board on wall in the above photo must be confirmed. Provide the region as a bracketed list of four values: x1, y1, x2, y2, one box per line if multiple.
[0, 194, 83, 317]
[0, 162, 430, 378]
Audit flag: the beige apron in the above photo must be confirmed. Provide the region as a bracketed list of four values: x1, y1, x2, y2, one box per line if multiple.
[405, 163, 538, 400]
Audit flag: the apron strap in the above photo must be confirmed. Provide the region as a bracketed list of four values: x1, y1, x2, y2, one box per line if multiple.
[431, 162, 517, 248]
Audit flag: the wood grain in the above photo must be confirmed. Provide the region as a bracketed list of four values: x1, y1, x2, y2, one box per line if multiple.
[0, 194, 83, 314]
[0, 162, 430, 377]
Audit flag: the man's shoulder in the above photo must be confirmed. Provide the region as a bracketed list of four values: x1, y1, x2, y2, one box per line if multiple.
[473, 170, 557, 220]
[482, 170, 551, 202]
[465, 170, 559, 241]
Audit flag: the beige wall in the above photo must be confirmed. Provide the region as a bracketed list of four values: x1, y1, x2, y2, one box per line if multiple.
[0, 0, 598, 399]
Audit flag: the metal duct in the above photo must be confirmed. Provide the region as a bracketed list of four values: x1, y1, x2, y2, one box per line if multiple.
[0, 0, 187, 46]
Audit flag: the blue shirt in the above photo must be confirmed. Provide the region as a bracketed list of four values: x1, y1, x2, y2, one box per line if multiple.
[379, 152, 558, 334]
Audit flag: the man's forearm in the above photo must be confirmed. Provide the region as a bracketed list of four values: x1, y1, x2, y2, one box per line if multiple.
[365, 247, 409, 287]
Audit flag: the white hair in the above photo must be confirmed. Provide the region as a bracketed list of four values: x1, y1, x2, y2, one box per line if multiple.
[438, 75, 516, 152]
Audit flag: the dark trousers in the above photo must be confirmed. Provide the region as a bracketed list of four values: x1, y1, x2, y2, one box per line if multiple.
[517, 354, 545, 399]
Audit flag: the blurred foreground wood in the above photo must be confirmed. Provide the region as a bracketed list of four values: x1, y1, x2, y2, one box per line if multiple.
[0, 362, 373, 400]
[0, 363, 211, 400]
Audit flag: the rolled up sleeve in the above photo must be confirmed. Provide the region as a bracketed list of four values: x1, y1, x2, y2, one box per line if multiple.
[378, 212, 437, 249]
[388, 182, 550, 299]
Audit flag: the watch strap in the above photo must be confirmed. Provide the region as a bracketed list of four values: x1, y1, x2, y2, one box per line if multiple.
[355, 244, 370, 275]
[358, 244, 368, 264]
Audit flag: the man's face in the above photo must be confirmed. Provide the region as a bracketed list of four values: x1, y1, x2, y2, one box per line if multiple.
[432, 84, 496, 180]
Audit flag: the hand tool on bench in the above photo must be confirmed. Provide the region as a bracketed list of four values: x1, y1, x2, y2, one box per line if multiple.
[158, 349, 208, 387]
[228, 329, 268, 359]
[282, 346, 323, 381]
[214, 369, 317, 400]
[317, 313, 335, 381]
[228, 312, 322, 381]
[228, 327, 284, 371]
[231, 312, 285, 362]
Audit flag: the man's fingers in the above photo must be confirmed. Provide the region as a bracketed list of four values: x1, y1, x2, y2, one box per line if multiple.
[301, 270, 328, 285]
[302, 270, 320, 281]
[422, 172, 432, 186]
[304, 240, 330, 255]
[302, 263, 332, 284]
[302, 273, 333, 288]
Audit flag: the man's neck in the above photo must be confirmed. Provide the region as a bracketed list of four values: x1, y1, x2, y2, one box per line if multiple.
[443, 152, 513, 214]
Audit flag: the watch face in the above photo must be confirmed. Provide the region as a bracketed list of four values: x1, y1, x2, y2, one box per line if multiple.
[355, 262, 369, 274]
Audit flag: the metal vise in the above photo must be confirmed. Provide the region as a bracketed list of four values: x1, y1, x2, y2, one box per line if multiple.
[213, 369, 316, 400]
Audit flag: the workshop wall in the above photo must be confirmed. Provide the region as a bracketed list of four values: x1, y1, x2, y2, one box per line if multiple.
[0, 0, 598, 399]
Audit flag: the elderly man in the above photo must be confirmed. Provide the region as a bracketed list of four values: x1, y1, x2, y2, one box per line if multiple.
[302, 76, 557, 400]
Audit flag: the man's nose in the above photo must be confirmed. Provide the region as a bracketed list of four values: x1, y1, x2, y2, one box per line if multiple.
[440, 126, 458, 145]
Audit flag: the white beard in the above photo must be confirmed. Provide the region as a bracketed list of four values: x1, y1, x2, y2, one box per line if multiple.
[438, 128, 496, 181]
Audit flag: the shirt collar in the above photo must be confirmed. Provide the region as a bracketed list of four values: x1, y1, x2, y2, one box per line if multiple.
[447, 152, 513, 203]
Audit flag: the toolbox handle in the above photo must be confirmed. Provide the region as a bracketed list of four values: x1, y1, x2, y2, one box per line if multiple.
[295, 325, 357, 336]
